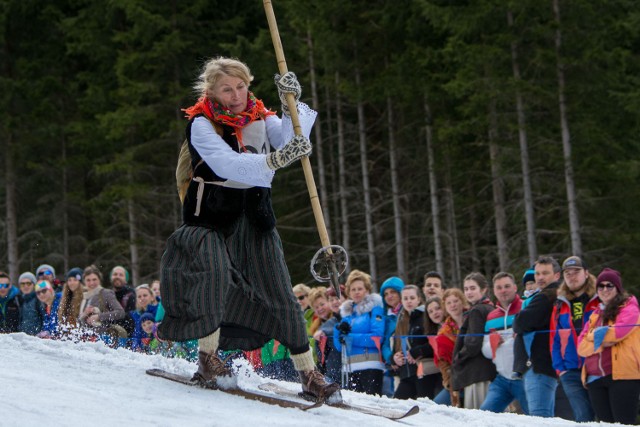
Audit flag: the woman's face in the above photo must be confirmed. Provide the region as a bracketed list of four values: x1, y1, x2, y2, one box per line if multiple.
[427, 301, 444, 325]
[312, 297, 331, 320]
[210, 75, 248, 115]
[348, 280, 369, 304]
[401, 289, 421, 313]
[36, 286, 53, 304]
[84, 273, 100, 290]
[136, 289, 154, 309]
[463, 279, 486, 305]
[66, 277, 82, 292]
[597, 281, 619, 305]
[445, 295, 464, 317]
[383, 288, 401, 309]
[150, 281, 161, 298]
[328, 295, 342, 313]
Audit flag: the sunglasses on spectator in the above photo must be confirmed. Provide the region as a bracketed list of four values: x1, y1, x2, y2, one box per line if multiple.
[0, 283, 10, 289]
[36, 289, 49, 296]
[38, 270, 53, 276]
[597, 283, 616, 290]
[19, 281, 34, 286]
[297, 295, 308, 300]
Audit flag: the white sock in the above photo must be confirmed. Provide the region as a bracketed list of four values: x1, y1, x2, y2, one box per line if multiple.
[291, 348, 316, 372]
[198, 329, 220, 354]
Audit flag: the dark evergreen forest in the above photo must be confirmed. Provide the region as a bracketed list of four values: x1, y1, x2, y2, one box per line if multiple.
[1, 0, 639, 291]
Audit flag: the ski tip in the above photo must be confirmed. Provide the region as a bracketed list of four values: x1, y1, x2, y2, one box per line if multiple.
[325, 391, 343, 405]
[406, 405, 420, 416]
[146, 368, 164, 375]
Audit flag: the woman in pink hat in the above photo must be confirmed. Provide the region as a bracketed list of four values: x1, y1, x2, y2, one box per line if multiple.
[578, 268, 640, 424]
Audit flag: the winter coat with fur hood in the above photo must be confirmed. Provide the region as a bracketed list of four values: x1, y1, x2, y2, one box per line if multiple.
[334, 293, 385, 372]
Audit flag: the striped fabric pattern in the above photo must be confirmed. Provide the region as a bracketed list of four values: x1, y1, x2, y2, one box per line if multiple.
[158, 217, 308, 352]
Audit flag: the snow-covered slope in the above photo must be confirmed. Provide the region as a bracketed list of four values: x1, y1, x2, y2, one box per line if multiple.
[2, 333, 608, 426]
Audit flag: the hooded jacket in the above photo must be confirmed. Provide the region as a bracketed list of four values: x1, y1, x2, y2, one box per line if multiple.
[550, 277, 599, 373]
[451, 297, 497, 390]
[334, 293, 385, 372]
[0, 286, 21, 333]
[513, 280, 561, 378]
[578, 296, 640, 383]
[19, 291, 43, 335]
[379, 277, 404, 364]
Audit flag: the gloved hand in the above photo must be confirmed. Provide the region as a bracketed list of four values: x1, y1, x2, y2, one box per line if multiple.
[274, 71, 301, 116]
[337, 321, 351, 335]
[266, 134, 311, 170]
[337, 321, 351, 345]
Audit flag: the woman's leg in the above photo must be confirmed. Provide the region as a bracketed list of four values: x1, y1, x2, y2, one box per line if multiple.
[587, 376, 615, 423]
[352, 369, 384, 395]
[609, 379, 640, 425]
[393, 377, 416, 400]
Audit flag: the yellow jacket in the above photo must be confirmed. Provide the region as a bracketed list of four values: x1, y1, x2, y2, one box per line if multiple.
[577, 296, 640, 384]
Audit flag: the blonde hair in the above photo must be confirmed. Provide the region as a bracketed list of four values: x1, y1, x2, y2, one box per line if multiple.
[308, 286, 327, 307]
[194, 57, 254, 97]
[177, 57, 251, 203]
[292, 283, 311, 295]
[345, 269, 372, 297]
[135, 284, 154, 311]
[401, 284, 425, 304]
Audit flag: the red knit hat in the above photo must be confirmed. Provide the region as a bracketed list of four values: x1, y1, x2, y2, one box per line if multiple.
[596, 268, 623, 294]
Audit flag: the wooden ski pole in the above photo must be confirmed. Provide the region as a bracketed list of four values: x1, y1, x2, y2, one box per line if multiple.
[263, 0, 343, 293]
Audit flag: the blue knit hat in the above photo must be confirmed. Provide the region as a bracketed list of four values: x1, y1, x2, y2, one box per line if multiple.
[140, 313, 155, 324]
[379, 276, 405, 309]
[522, 268, 535, 285]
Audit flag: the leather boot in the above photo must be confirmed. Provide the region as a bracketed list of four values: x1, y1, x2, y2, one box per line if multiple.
[299, 369, 341, 402]
[192, 351, 237, 389]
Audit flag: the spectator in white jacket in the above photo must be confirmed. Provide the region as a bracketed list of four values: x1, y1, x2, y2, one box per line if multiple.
[480, 272, 529, 414]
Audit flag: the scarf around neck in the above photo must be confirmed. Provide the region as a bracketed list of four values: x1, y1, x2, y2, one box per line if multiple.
[182, 91, 275, 150]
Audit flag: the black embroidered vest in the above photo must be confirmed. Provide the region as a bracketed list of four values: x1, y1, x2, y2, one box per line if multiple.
[182, 116, 276, 233]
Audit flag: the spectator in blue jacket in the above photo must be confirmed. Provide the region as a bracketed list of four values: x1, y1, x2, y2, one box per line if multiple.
[35, 280, 62, 338]
[0, 271, 21, 333]
[129, 284, 158, 350]
[379, 276, 404, 396]
[132, 312, 156, 352]
[549, 256, 598, 422]
[334, 269, 385, 395]
[17, 272, 42, 335]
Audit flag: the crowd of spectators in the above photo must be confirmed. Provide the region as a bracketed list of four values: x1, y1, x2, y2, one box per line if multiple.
[1, 254, 638, 424]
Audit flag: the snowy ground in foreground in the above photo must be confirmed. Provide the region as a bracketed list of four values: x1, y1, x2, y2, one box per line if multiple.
[1, 333, 617, 427]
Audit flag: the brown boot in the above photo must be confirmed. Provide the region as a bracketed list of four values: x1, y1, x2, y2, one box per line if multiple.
[192, 351, 237, 389]
[299, 369, 341, 403]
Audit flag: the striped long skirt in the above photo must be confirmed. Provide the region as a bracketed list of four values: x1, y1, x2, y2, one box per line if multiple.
[158, 216, 309, 353]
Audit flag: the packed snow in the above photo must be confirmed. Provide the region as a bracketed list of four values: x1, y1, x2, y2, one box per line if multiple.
[2, 333, 618, 426]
